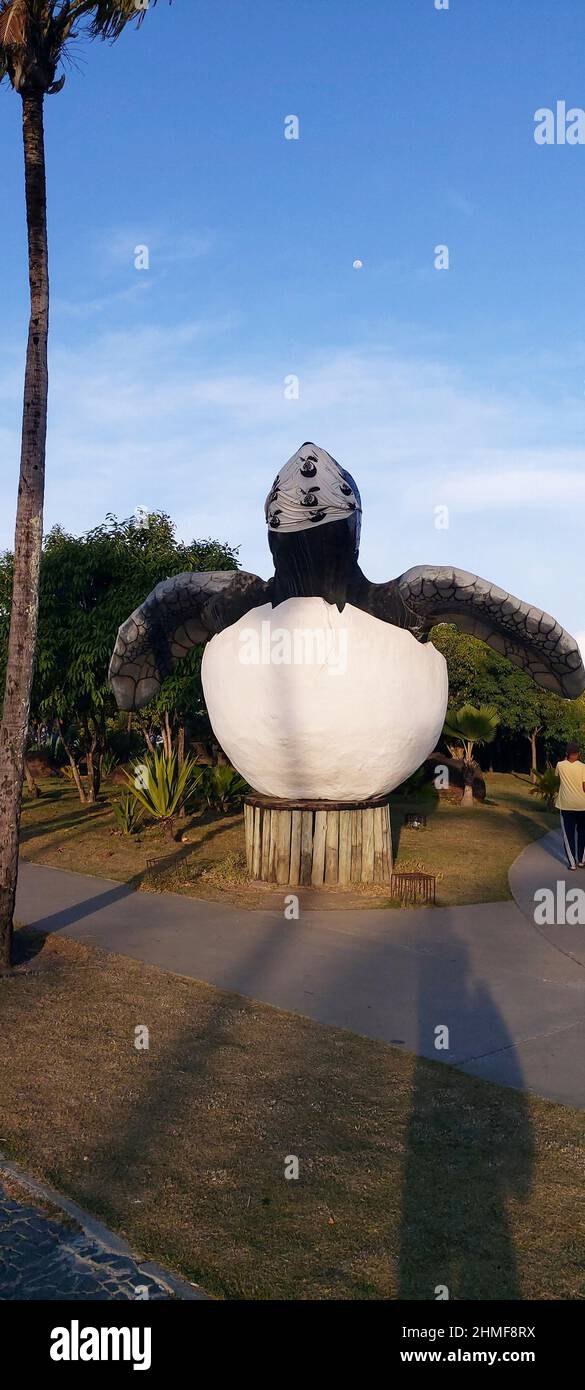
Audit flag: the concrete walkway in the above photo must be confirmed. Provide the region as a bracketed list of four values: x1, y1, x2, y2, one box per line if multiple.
[15, 831, 585, 1109]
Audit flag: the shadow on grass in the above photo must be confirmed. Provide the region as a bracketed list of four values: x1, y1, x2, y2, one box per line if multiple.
[13, 770, 541, 1295]
[397, 914, 534, 1299]
[16, 873, 536, 1296]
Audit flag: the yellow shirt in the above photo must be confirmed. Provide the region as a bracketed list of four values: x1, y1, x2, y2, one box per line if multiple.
[555, 759, 585, 811]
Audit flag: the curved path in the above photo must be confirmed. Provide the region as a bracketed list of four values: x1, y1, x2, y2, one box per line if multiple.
[15, 831, 585, 1108]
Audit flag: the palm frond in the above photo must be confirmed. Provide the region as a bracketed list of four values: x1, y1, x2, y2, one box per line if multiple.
[63, 0, 166, 41]
[443, 703, 500, 745]
[0, 0, 28, 50]
[0, 0, 171, 92]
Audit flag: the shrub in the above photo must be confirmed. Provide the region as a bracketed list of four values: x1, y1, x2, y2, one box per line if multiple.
[530, 767, 560, 812]
[200, 765, 248, 813]
[100, 749, 119, 781]
[112, 792, 144, 836]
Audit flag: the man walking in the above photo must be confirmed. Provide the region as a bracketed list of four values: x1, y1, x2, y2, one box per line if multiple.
[555, 742, 585, 870]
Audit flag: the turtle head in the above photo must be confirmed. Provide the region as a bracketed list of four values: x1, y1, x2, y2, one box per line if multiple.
[266, 443, 362, 606]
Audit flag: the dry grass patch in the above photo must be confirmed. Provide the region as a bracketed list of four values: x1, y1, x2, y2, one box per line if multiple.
[0, 931, 583, 1300]
[19, 773, 554, 910]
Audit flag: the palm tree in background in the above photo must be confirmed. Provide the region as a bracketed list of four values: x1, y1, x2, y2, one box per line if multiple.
[442, 703, 500, 806]
[0, 0, 170, 969]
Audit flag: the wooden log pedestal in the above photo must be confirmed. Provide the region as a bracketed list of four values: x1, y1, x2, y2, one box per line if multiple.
[243, 793, 393, 887]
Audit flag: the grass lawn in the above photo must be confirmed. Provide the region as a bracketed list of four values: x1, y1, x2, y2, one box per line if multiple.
[1, 929, 583, 1300]
[19, 771, 556, 909]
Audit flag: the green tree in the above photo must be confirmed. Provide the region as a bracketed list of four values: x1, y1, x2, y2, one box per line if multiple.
[431, 625, 585, 775]
[0, 0, 172, 966]
[30, 514, 237, 801]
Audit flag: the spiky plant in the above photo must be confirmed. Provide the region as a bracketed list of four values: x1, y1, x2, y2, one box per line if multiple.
[529, 767, 560, 813]
[200, 764, 249, 814]
[0, 1, 171, 969]
[112, 789, 144, 836]
[100, 748, 119, 781]
[124, 749, 201, 838]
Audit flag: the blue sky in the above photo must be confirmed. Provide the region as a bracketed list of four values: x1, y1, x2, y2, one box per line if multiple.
[1, 0, 584, 643]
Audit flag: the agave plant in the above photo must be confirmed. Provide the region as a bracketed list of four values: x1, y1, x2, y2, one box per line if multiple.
[529, 766, 560, 812]
[112, 790, 144, 837]
[201, 764, 249, 814]
[124, 750, 202, 837]
[442, 704, 499, 805]
[100, 748, 119, 781]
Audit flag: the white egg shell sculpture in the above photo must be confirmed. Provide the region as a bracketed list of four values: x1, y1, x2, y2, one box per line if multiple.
[202, 598, 448, 801]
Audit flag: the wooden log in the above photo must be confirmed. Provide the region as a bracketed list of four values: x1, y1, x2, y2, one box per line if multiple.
[311, 810, 327, 886]
[338, 810, 352, 885]
[243, 796, 392, 887]
[252, 805, 262, 879]
[324, 809, 339, 884]
[268, 812, 278, 882]
[373, 806, 384, 883]
[382, 805, 393, 880]
[290, 810, 302, 884]
[244, 802, 253, 874]
[276, 809, 292, 885]
[261, 807, 271, 880]
[361, 807, 375, 883]
[351, 810, 362, 881]
[300, 810, 313, 886]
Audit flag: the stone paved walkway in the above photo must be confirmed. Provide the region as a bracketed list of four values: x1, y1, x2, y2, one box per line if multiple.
[0, 1170, 203, 1301]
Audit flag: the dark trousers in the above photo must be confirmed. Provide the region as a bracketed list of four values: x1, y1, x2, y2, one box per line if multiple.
[559, 810, 585, 867]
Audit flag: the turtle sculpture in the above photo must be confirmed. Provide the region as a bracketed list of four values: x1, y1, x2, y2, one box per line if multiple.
[109, 443, 585, 801]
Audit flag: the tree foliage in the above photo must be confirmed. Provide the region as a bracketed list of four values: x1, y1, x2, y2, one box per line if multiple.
[432, 625, 585, 768]
[0, 1, 170, 94]
[0, 511, 238, 796]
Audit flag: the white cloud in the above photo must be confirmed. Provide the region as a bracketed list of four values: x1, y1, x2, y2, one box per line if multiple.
[1, 326, 584, 635]
[98, 227, 215, 272]
[407, 461, 585, 513]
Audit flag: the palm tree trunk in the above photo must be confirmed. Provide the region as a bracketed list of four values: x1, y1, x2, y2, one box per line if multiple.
[461, 760, 476, 806]
[0, 92, 49, 970]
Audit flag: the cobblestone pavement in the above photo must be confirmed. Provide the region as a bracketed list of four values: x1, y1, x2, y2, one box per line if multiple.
[0, 1178, 172, 1300]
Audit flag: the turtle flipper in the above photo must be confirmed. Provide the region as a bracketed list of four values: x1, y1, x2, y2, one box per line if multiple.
[109, 570, 271, 710]
[370, 565, 585, 699]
